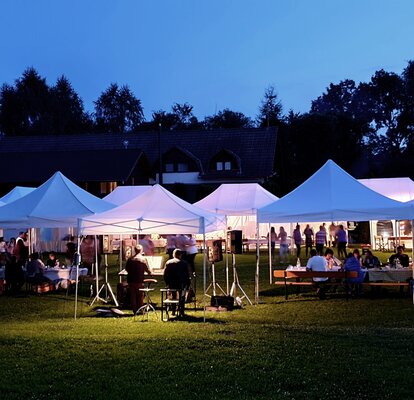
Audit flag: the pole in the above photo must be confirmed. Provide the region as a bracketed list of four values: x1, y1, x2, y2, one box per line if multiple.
[74, 219, 81, 320]
[255, 212, 260, 304]
[225, 216, 229, 295]
[202, 218, 206, 322]
[158, 122, 163, 185]
[268, 223, 272, 284]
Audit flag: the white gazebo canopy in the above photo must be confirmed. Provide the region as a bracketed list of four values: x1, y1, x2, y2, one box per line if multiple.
[258, 160, 414, 223]
[103, 185, 152, 206]
[0, 186, 36, 204]
[79, 184, 226, 235]
[358, 177, 414, 202]
[194, 183, 279, 215]
[0, 171, 114, 228]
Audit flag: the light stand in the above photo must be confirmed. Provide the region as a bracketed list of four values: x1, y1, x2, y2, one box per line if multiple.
[230, 253, 252, 305]
[205, 261, 226, 297]
[90, 254, 119, 307]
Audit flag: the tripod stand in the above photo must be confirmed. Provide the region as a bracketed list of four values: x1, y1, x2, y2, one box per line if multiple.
[90, 260, 119, 307]
[229, 253, 252, 305]
[205, 261, 227, 297]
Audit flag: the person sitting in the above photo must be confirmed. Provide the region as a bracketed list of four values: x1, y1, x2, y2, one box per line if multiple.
[343, 252, 365, 296]
[65, 241, 76, 266]
[353, 248, 363, 267]
[389, 246, 409, 268]
[306, 249, 329, 299]
[46, 252, 58, 268]
[363, 250, 380, 269]
[26, 252, 49, 284]
[324, 248, 342, 270]
[163, 249, 191, 316]
[125, 245, 152, 315]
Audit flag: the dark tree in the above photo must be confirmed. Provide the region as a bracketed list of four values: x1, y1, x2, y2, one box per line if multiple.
[94, 83, 144, 133]
[257, 86, 283, 127]
[0, 67, 50, 136]
[203, 108, 253, 129]
[49, 76, 92, 134]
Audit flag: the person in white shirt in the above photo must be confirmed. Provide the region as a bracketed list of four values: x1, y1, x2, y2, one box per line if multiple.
[306, 249, 329, 299]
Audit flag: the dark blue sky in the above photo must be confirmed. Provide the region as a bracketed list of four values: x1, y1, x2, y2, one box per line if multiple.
[1, 0, 413, 120]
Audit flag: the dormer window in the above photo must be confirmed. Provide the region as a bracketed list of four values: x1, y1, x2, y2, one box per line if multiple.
[161, 147, 200, 173]
[209, 149, 240, 173]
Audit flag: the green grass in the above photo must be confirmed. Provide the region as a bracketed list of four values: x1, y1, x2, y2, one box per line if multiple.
[1, 251, 413, 399]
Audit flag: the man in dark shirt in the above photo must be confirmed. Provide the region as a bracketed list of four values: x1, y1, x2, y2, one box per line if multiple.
[125, 245, 151, 314]
[164, 249, 191, 316]
[389, 246, 410, 268]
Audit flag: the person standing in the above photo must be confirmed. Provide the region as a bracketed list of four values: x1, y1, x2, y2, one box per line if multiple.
[267, 227, 277, 260]
[164, 249, 191, 317]
[278, 227, 288, 263]
[336, 225, 348, 259]
[303, 225, 314, 257]
[13, 232, 29, 268]
[125, 245, 152, 315]
[315, 226, 327, 255]
[293, 224, 302, 258]
[328, 222, 337, 247]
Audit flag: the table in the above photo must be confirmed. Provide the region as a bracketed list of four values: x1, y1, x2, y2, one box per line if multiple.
[43, 267, 88, 281]
[363, 268, 412, 283]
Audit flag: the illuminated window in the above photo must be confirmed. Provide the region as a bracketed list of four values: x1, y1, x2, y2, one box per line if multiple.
[224, 161, 231, 170]
[216, 162, 223, 171]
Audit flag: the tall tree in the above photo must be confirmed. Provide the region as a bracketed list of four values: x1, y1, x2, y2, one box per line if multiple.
[0, 67, 50, 136]
[203, 108, 253, 129]
[257, 86, 283, 127]
[94, 83, 144, 133]
[49, 75, 92, 134]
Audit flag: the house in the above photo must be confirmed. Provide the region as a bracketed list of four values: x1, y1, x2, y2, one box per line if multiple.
[0, 127, 277, 202]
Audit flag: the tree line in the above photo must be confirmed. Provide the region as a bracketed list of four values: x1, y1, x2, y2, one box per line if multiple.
[1, 63, 413, 195]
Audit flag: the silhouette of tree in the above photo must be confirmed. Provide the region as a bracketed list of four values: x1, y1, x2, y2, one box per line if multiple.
[49, 75, 92, 134]
[94, 83, 144, 133]
[203, 108, 253, 129]
[257, 86, 283, 127]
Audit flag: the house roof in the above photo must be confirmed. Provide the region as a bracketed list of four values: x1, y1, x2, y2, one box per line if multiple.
[0, 128, 277, 183]
[0, 149, 144, 183]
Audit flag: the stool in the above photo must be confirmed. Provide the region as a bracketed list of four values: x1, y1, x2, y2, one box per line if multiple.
[135, 279, 158, 321]
[160, 288, 181, 321]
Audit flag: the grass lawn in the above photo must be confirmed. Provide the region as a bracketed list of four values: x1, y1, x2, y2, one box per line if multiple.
[1, 250, 413, 399]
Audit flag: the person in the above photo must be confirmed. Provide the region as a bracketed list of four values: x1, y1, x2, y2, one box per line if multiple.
[176, 235, 189, 259]
[267, 227, 277, 260]
[352, 248, 363, 266]
[328, 222, 337, 247]
[80, 235, 100, 274]
[293, 224, 302, 258]
[315, 226, 327, 255]
[46, 252, 58, 268]
[164, 249, 191, 317]
[306, 249, 328, 299]
[6, 237, 16, 255]
[26, 252, 49, 284]
[13, 231, 29, 267]
[336, 225, 348, 259]
[125, 244, 152, 315]
[140, 235, 155, 256]
[343, 252, 365, 295]
[166, 235, 177, 259]
[389, 245, 409, 268]
[324, 248, 342, 270]
[5, 255, 24, 294]
[363, 250, 380, 269]
[65, 241, 76, 266]
[303, 225, 314, 257]
[277, 227, 288, 263]
[185, 234, 198, 275]
[0, 237, 6, 253]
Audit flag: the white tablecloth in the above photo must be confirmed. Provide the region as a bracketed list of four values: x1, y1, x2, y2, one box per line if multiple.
[286, 266, 341, 272]
[363, 268, 412, 283]
[43, 267, 88, 281]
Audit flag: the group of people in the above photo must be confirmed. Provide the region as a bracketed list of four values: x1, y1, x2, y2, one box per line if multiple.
[268, 223, 349, 262]
[125, 244, 193, 317]
[305, 245, 410, 299]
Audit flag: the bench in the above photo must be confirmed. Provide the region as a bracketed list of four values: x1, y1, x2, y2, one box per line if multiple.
[274, 270, 359, 299]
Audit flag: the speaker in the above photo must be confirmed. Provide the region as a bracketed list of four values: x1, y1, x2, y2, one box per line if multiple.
[210, 295, 234, 310]
[207, 239, 223, 262]
[229, 230, 242, 254]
